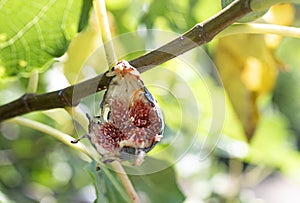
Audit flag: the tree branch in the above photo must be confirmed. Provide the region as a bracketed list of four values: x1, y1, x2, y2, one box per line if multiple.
[0, 0, 252, 122]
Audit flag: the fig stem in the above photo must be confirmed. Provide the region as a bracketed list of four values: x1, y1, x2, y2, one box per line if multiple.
[111, 161, 141, 203]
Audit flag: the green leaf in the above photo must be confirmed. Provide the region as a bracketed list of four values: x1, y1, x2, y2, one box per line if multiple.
[87, 158, 185, 203]
[87, 161, 130, 203]
[87, 161, 108, 203]
[247, 114, 300, 172]
[126, 157, 185, 203]
[0, 0, 84, 79]
[274, 38, 300, 134]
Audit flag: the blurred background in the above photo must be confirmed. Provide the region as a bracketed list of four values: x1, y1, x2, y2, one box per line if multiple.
[1, 0, 300, 202]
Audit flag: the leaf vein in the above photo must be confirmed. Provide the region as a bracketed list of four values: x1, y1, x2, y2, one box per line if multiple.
[61, 0, 74, 31]
[0, 0, 57, 49]
[20, 35, 31, 66]
[34, 23, 46, 50]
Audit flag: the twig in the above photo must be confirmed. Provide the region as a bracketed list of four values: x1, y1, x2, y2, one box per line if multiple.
[243, 165, 273, 187]
[0, 0, 253, 122]
[218, 23, 300, 38]
[27, 69, 39, 93]
[93, 0, 117, 68]
[111, 161, 140, 203]
[10, 117, 91, 158]
[93, 1, 140, 201]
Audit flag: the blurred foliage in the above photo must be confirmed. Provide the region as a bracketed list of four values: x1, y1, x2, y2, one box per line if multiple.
[273, 37, 300, 148]
[1, 0, 300, 203]
[87, 158, 185, 203]
[215, 34, 278, 141]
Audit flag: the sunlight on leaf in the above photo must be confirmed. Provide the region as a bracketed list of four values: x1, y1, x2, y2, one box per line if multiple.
[0, 0, 84, 79]
[64, 15, 101, 84]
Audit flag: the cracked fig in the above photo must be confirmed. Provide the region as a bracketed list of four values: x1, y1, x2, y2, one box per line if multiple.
[72, 60, 164, 165]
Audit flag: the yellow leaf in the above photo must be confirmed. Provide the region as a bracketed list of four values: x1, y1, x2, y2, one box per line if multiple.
[215, 34, 279, 141]
[263, 3, 295, 26]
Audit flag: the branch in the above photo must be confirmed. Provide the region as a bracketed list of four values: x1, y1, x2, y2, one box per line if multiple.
[0, 0, 252, 122]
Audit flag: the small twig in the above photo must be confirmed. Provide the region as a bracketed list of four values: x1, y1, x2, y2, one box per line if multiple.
[243, 165, 273, 187]
[218, 23, 300, 38]
[93, 0, 117, 68]
[9, 117, 91, 158]
[0, 0, 253, 122]
[65, 106, 89, 130]
[27, 69, 39, 93]
[111, 161, 140, 203]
